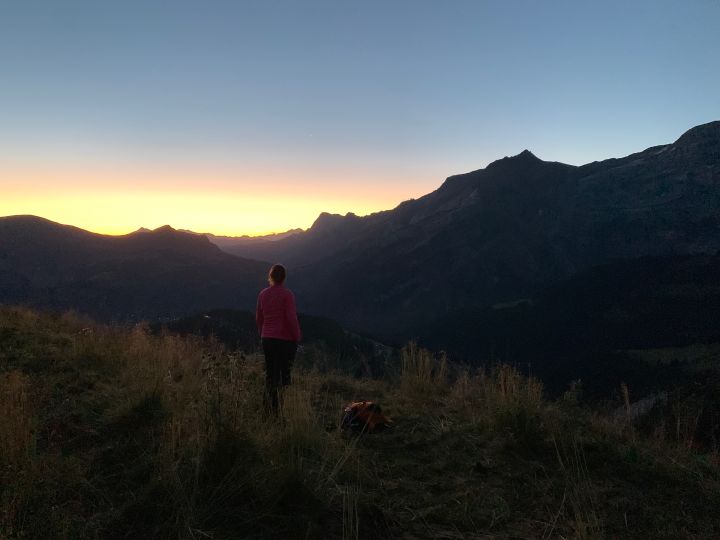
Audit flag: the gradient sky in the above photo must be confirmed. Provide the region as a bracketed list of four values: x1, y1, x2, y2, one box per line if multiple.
[2, 0, 719, 235]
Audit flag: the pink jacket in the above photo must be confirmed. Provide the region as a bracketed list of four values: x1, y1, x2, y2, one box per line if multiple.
[256, 284, 302, 342]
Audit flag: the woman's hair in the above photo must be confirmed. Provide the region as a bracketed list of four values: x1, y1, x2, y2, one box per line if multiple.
[269, 264, 286, 284]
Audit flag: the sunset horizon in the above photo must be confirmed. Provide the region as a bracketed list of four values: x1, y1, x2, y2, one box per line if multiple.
[2, 158, 446, 236]
[2, 165, 435, 237]
[4, 1, 718, 237]
[5, 120, 717, 237]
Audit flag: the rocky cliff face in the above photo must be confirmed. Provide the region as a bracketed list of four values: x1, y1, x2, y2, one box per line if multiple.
[567, 121, 720, 264]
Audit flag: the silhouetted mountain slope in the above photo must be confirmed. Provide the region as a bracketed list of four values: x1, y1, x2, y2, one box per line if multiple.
[217, 211, 373, 266]
[213, 121, 720, 334]
[182, 228, 304, 254]
[416, 253, 720, 398]
[0, 216, 269, 320]
[3, 121, 719, 339]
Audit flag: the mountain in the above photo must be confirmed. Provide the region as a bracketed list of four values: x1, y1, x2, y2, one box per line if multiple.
[0, 216, 270, 320]
[213, 211, 370, 265]
[182, 228, 304, 255]
[416, 253, 720, 395]
[212, 121, 720, 335]
[2, 121, 719, 342]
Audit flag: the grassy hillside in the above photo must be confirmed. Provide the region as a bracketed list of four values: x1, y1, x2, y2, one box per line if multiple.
[1, 307, 719, 539]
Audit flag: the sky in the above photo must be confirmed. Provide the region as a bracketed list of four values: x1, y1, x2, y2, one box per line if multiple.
[1, 0, 719, 235]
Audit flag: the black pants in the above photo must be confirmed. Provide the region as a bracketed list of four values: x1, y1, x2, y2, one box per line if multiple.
[262, 338, 297, 411]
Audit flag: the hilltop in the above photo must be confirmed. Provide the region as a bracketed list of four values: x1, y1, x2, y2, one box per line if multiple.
[0, 217, 269, 320]
[2, 307, 719, 539]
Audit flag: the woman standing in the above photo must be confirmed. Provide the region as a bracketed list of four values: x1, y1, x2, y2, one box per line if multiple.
[255, 264, 302, 412]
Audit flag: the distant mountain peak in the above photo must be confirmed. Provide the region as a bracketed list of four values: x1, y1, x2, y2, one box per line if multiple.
[128, 226, 178, 237]
[485, 149, 543, 171]
[1, 214, 54, 224]
[674, 120, 720, 146]
[517, 149, 539, 159]
[310, 211, 360, 234]
[152, 225, 176, 233]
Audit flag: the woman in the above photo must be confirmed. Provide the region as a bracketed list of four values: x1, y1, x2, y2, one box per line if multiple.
[255, 264, 302, 412]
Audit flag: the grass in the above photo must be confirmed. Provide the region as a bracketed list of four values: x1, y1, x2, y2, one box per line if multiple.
[1, 306, 720, 539]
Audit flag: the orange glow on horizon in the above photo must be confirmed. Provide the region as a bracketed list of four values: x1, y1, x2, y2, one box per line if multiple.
[1, 162, 437, 236]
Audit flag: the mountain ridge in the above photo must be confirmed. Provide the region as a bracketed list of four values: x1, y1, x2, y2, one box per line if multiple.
[213, 120, 720, 334]
[0, 216, 269, 320]
[2, 120, 719, 334]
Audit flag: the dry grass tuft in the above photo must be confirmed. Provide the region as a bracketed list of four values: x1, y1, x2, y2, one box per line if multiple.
[552, 436, 604, 539]
[0, 370, 36, 466]
[451, 363, 544, 432]
[400, 341, 447, 396]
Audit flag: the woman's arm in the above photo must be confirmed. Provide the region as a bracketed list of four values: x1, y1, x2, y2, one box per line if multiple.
[285, 290, 302, 342]
[255, 294, 264, 337]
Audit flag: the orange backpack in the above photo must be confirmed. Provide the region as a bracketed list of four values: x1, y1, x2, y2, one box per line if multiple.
[341, 401, 392, 432]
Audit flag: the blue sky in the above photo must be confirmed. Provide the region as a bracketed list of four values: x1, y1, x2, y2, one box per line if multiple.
[1, 0, 719, 233]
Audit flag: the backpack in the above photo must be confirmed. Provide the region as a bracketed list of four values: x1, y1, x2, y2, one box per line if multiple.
[341, 401, 392, 432]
